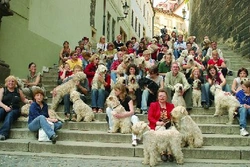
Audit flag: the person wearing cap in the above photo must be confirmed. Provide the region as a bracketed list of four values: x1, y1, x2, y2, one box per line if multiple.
[28, 88, 62, 144]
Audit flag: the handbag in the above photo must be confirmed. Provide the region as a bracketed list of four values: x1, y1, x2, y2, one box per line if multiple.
[38, 120, 54, 142]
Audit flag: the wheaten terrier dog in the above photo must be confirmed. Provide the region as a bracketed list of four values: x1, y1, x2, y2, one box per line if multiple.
[176, 50, 188, 71]
[51, 71, 86, 110]
[92, 64, 107, 90]
[172, 83, 186, 107]
[127, 75, 139, 101]
[210, 84, 240, 124]
[185, 55, 203, 74]
[134, 56, 145, 68]
[70, 90, 94, 122]
[171, 106, 203, 148]
[18, 104, 64, 122]
[116, 54, 133, 76]
[106, 95, 131, 134]
[192, 79, 202, 107]
[132, 121, 184, 166]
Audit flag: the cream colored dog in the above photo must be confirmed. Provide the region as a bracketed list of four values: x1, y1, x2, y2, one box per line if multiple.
[185, 55, 203, 74]
[172, 83, 186, 107]
[176, 50, 188, 71]
[51, 72, 86, 110]
[192, 79, 202, 107]
[127, 75, 139, 101]
[92, 64, 107, 90]
[116, 54, 133, 76]
[132, 121, 184, 166]
[171, 106, 203, 148]
[18, 104, 64, 122]
[106, 95, 131, 134]
[70, 90, 94, 122]
[210, 84, 240, 124]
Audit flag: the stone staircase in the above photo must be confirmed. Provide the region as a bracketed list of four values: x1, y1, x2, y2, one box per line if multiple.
[0, 43, 250, 163]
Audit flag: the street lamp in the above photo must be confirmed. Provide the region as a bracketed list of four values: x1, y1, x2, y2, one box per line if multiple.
[182, 8, 187, 19]
[117, 1, 129, 21]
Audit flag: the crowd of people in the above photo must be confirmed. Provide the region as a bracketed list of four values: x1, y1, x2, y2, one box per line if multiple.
[0, 30, 249, 159]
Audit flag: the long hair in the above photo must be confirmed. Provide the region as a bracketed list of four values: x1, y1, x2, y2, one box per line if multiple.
[5, 75, 18, 87]
[114, 83, 127, 101]
[207, 65, 218, 79]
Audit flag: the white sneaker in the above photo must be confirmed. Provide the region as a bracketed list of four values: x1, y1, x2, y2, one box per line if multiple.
[240, 128, 249, 136]
[132, 140, 137, 146]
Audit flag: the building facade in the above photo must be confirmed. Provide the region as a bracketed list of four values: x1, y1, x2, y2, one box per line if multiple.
[0, 0, 154, 78]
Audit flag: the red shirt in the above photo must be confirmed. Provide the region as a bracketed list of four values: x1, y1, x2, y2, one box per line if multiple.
[84, 62, 97, 87]
[110, 60, 122, 70]
[148, 102, 175, 130]
[207, 58, 224, 67]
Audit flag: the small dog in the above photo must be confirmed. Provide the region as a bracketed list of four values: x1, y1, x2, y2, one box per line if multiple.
[171, 106, 203, 148]
[132, 121, 184, 166]
[185, 55, 203, 74]
[192, 79, 202, 107]
[176, 50, 188, 71]
[92, 64, 107, 90]
[70, 90, 94, 122]
[117, 54, 133, 76]
[210, 84, 240, 124]
[51, 72, 86, 110]
[106, 95, 131, 134]
[127, 75, 139, 101]
[99, 53, 108, 66]
[172, 83, 186, 107]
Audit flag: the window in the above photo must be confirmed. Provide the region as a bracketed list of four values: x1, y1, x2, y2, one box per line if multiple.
[131, 10, 134, 27]
[135, 17, 138, 32]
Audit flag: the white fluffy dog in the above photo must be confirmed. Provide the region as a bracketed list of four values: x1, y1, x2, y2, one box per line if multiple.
[185, 55, 203, 74]
[70, 90, 94, 122]
[92, 64, 107, 90]
[116, 54, 133, 76]
[51, 72, 86, 110]
[172, 83, 186, 107]
[210, 84, 240, 124]
[176, 50, 188, 71]
[132, 121, 184, 166]
[106, 95, 131, 134]
[192, 79, 202, 107]
[99, 53, 108, 66]
[171, 106, 203, 148]
[127, 75, 139, 101]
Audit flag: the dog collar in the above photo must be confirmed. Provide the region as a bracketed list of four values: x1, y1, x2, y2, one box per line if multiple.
[193, 88, 201, 90]
[112, 104, 120, 109]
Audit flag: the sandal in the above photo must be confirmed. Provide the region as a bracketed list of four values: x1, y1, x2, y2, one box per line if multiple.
[92, 108, 97, 113]
[98, 109, 103, 113]
[64, 114, 71, 121]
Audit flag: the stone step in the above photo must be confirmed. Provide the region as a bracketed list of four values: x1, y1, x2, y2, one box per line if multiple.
[0, 139, 249, 160]
[10, 120, 249, 135]
[9, 128, 250, 147]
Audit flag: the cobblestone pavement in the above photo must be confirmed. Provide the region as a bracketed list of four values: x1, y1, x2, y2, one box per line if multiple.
[0, 152, 249, 167]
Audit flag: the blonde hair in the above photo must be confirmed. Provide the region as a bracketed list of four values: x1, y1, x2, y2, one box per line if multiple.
[114, 83, 127, 101]
[190, 67, 201, 79]
[99, 36, 106, 43]
[5, 75, 18, 87]
[89, 54, 100, 63]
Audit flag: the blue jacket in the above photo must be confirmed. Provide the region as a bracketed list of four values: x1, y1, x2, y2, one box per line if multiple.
[28, 102, 49, 124]
[236, 90, 250, 105]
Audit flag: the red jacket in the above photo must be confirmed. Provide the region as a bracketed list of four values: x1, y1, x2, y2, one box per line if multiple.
[148, 102, 175, 130]
[84, 62, 97, 87]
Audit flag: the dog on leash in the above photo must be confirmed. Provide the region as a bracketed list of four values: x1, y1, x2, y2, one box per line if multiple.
[70, 90, 94, 122]
[210, 84, 240, 124]
[192, 79, 202, 107]
[92, 64, 107, 90]
[50, 72, 86, 110]
[106, 95, 131, 134]
[171, 106, 203, 148]
[172, 83, 186, 107]
[132, 121, 184, 166]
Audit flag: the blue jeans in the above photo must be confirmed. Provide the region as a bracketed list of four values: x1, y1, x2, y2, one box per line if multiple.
[141, 89, 149, 111]
[0, 108, 20, 138]
[91, 89, 106, 109]
[111, 71, 117, 83]
[238, 107, 250, 129]
[173, 49, 181, 60]
[28, 115, 62, 139]
[204, 83, 231, 106]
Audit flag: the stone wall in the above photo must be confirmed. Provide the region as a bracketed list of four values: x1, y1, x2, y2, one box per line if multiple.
[189, 0, 250, 57]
